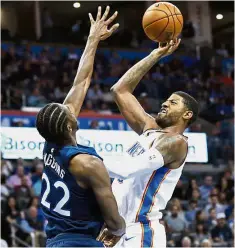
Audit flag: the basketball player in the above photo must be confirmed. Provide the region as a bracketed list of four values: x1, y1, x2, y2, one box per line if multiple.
[36, 7, 126, 247]
[100, 39, 199, 248]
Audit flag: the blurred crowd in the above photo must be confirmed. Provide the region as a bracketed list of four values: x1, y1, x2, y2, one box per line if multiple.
[1, 42, 234, 165]
[1, 43, 234, 115]
[1, 158, 234, 247]
[1, 41, 234, 247]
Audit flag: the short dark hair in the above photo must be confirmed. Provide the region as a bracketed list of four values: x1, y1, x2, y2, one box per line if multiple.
[36, 103, 69, 144]
[174, 91, 199, 126]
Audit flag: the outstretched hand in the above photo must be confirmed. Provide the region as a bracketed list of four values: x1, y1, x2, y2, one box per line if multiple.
[152, 38, 181, 58]
[89, 6, 119, 41]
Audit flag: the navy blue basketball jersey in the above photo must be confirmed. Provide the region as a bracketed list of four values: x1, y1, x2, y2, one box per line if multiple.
[41, 142, 104, 239]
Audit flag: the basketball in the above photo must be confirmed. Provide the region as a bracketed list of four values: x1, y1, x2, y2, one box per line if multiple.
[142, 2, 183, 43]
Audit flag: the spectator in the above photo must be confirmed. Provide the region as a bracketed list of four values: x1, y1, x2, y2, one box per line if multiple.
[31, 163, 43, 197]
[25, 206, 44, 231]
[27, 88, 47, 107]
[82, 100, 97, 114]
[138, 92, 151, 112]
[87, 84, 103, 104]
[15, 176, 34, 210]
[181, 236, 192, 247]
[5, 196, 20, 224]
[191, 190, 201, 203]
[204, 194, 225, 216]
[170, 198, 186, 221]
[173, 179, 185, 200]
[217, 172, 234, 201]
[211, 213, 233, 245]
[102, 86, 114, 103]
[207, 208, 217, 229]
[227, 208, 234, 231]
[165, 205, 188, 233]
[185, 179, 198, 200]
[190, 210, 207, 231]
[2, 196, 20, 245]
[193, 223, 211, 246]
[185, 200, 199, 223]
[31, 163, 43, 185]
[19, 208, 45, 247]
[199, 176, 213, 201]
[7, 165, 32, 189]
[98, 103, 112, 115]
[200, 239, 212, 247]
[219, 192, 228, 210]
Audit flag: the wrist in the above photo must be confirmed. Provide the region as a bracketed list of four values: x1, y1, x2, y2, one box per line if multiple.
[109, 227, 126, 237]
[150, 50, 163, 60]
[88, 35, 100, 43]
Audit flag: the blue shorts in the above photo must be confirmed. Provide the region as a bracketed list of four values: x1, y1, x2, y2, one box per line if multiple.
[46, 233, 104, 247]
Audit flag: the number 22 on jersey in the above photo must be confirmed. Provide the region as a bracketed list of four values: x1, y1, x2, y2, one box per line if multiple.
[41, 173, 71, 217]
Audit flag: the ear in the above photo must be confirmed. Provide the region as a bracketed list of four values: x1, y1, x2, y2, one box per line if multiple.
[183, 110, 193, 121]
[67, 124, 73, 133]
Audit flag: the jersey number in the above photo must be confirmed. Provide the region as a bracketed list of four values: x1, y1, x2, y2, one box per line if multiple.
[41, 173, 70, 217]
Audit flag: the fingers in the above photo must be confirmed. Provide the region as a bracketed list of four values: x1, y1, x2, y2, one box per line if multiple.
[167, 38, 181, 53]
[108, 23, 119, 33]
[101, 6, 110, 21]
[100, 23, 119, 40]
[105, 11, 118, 25]
[96, 6, 102, 20]
[88, 13, 95, 24]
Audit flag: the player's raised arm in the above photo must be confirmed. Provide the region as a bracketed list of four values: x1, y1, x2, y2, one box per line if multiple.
[111, 39, 181, 135]
[63, 6, 119, 116]
[69, 154, 126, 236]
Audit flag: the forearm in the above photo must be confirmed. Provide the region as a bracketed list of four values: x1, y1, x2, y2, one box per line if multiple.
[73, 35, 99, 86]
[111, 51, 161, 93]
[63, 35, 99, 115]
[103, 149, 164, 179]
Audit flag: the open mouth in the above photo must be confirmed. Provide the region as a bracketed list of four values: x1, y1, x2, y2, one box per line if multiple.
[159, 108, 167, 114]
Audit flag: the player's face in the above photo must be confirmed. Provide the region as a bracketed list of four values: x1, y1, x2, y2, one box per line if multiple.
[156, 94, 186, 128]
[60, 105, 79, 135]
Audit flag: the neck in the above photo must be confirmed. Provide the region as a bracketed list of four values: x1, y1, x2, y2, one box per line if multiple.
[162, 124, 186, 134]
[63, 136, 77, 146]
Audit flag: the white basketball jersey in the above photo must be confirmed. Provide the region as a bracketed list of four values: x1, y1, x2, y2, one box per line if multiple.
[111, 130, 186, 224]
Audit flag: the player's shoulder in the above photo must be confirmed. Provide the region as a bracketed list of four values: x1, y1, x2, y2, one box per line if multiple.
[154, 132, 187, 153]
[70, 153, 104, 175]
[164, 132, 187, 143]
[164, 133, 187, 148]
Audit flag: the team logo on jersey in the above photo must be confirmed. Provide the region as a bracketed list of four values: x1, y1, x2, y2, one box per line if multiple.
[126, 142, 145, 157]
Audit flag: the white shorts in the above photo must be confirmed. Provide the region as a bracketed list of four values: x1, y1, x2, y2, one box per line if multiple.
[114, 220, 166, 248]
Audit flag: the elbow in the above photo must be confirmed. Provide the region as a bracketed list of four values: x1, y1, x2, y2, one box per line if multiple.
[110, 85, 120, 96]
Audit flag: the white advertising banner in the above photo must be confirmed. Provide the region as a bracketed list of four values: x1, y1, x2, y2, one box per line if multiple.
[1, 127, 208, 163]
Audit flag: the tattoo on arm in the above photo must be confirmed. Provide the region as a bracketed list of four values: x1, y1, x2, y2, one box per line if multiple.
[155, 135, 187, 166]
[113, 52, 161, 93]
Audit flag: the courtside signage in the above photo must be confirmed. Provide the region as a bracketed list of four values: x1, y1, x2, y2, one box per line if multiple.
[1, 127, 208, 162]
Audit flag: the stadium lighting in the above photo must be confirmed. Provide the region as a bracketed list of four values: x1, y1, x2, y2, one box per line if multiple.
[73, 2, 81, 8]
[216, 14, 223, 20]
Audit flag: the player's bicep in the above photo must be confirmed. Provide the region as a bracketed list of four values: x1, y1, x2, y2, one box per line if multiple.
[155, 135, 188, 167]
[112, 91, 157, 134]
[73, 156, 123, 231]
